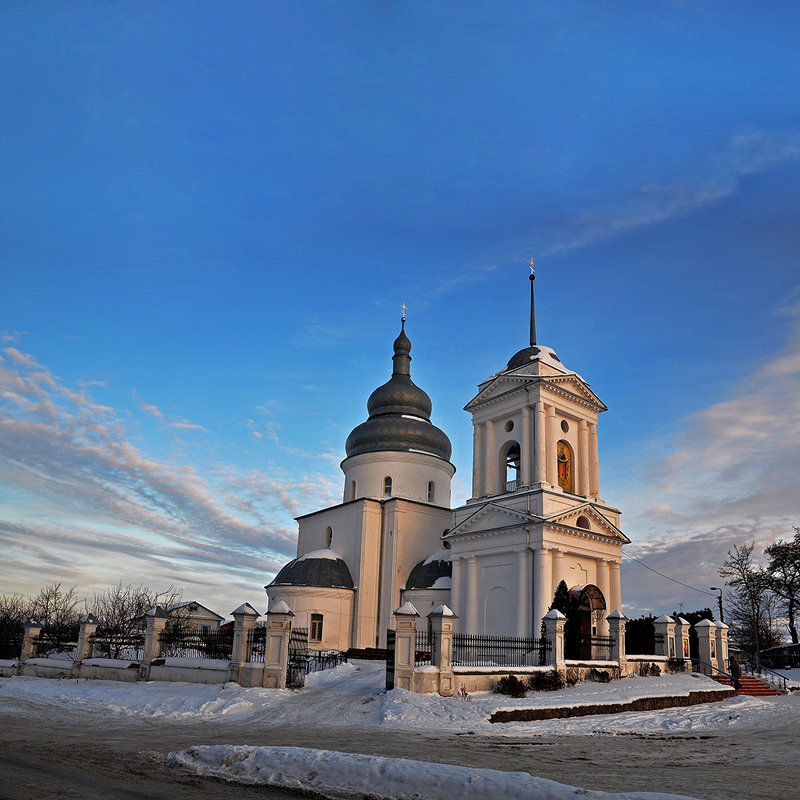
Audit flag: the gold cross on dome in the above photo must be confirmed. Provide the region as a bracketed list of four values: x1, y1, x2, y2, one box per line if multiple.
[401, 303, 407, 321]
[528, 257, 535, 275]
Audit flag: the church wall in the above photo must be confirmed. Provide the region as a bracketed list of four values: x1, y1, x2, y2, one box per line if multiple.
[378, 499, 452, 648]
[264, 586, 354, 652]
[341, 450, 455, 506]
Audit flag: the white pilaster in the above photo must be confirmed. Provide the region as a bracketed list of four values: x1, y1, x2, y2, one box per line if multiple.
[533, 401, 546, 484]
[516, 548, 531, 637]
[451, 556, 465, 632]
[471, 421, 483, 498]
[466, 556, 479, 634]
[578, 419, 589, 496]
[545, 405, 558, 485]
[532, 547, 552, 631]
[483, 421, 496, 496]
[520, 405, 532, 487]
[588, 422, 600, 499]
[609, 561, 621, 616]
[597, 559, 611, 635]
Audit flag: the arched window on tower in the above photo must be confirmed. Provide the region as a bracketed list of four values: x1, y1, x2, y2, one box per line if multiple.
[427, 481, 435, 503]
[557, 440, 573, 493]
[383, 476, 392, 496]
[350, 480, 357, 501]
[504, 443, 520, 492]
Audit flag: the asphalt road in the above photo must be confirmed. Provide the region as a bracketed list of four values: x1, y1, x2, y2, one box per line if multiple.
[0, 695, 795, 800]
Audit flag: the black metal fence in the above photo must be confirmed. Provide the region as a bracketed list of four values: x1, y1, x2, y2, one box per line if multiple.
[32, 633, 77, 661]
[584, 635, 614, 661]
[0, 632, 23, 660]
[415, 629, 436, 666]
[452, 633, 549, 667]
[246, 624, 266, 662]
[89, 630, 146, 661]
[158, 627, 234, 659]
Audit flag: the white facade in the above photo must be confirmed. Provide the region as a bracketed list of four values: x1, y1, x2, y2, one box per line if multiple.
[267, 290, 628, 652]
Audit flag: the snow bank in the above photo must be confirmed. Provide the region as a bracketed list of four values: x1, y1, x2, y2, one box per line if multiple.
[2, 661, 798, 737]
[167, 745, 699, 800]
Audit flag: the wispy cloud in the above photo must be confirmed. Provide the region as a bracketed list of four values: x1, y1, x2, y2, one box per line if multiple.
[543, 128, 800, 256]
[619, 297, 800, 613]
[0, 348, 339, 610]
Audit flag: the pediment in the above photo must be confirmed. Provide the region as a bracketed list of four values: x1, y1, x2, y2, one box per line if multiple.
[542, 375, 606, 410]
[544, 504, 629, 542]
[464, 374, 531, 410]
[446, 502, 542, 537]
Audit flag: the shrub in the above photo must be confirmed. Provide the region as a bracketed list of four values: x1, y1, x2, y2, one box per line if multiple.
[591, 667, 611, 683]
[528, 669, 565, 692]
[666, 657, 686, 674]
[564, 666, 582, 686]
[496, 674, 527, 698]
[638, 661, 662, 677]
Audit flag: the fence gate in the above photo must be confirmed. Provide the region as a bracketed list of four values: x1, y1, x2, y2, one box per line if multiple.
[286, 627, 309, 688]
[385, 629, 396, 690]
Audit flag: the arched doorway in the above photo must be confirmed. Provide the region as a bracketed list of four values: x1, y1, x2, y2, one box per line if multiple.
[564, 584, 606, 660]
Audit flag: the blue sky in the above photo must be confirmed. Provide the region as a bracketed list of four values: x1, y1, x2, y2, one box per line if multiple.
[2, 2, 799, 620]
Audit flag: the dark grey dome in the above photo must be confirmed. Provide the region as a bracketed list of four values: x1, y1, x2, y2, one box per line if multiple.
[268, 552, 354, 590]
[507, 345, 540, 369]
[345, 321, 452, 461]
[406, 551, 452, 590]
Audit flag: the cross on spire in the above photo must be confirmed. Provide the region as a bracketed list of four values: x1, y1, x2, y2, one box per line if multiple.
[401, 303, 407, 322]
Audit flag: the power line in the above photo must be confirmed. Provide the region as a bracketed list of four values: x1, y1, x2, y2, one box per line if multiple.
[621, 550, 717, 598]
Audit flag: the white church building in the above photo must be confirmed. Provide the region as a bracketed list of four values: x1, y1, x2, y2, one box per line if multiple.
[266, 275, 629, 655]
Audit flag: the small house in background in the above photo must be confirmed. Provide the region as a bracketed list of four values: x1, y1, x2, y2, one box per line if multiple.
[761, 642, 800, 669]
[167, 602, 225, 633]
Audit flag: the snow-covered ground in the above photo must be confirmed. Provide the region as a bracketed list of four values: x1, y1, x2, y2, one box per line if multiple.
[168, 744, 699, 800]
[2, 661, 798, 799]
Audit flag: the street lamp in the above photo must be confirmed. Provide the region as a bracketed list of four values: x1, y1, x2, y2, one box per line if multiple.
[710, 587, 724, 622]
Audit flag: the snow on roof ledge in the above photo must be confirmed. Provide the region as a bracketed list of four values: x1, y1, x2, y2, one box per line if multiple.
[268, 599, 293, 615]
[654, 615, 674, 623]
[428, 604, 457, 618]
[231, 602, 260, 617]
[544, 608, 566, 619]
[298, 548, 340, 561]
[394, 601, 420, 616]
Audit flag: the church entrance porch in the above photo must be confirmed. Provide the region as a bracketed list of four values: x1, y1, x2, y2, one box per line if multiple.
[564, 584, 610, 661]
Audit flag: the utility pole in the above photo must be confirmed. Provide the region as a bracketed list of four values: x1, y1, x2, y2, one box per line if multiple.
[709, 587, 724, 622]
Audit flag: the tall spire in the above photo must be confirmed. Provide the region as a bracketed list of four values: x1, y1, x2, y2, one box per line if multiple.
[528, 257, 537, 346]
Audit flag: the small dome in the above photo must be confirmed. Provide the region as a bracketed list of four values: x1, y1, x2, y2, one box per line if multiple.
[406, 549, 452, 590]
[506, 343, 564, 371]
[268, 550, 354, 589]
[345, 321, 452, 461]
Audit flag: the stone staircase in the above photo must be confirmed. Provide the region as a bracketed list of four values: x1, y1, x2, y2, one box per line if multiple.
[710, 673, 782, 697]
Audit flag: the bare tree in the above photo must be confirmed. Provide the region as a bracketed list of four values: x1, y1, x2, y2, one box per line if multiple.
[90, 583, 184, 658]
[0, 593, 31, 657]
[720, 543, 781, 659]
[764, 528, 800, 644]
[27, 583, 83, 654]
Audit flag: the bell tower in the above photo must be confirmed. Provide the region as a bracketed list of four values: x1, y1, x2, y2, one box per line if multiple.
[465, 270, 606, 514]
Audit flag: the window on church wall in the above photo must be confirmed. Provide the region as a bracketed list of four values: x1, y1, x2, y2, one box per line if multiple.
[556, 440, 573, 493]
[325, 527, 333, 548]
[310, 613, 323, 642]
[383, 476, 392, 496]
[504, 443, 520, 491]
[350, 480, 356, 501]
[427, 481, 435, 503]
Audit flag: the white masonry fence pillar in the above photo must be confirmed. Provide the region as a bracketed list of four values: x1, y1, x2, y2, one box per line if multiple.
[139, 606, 170, 680]
[694, 619, 718, 673]
[714, 621, 729, 673]
[674, 617, 692, 664]
[20, 619, 43, 664]
[543, 609, 566, 670]
[606, 610, 628, 672]
[391, 602, 419, 691]
[73, 613, 99, 677]
[428, 605, 457, 697]
[262, 599, 294, 689]
[228, 603, 260, 683]
[653, 615, 675, 658]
